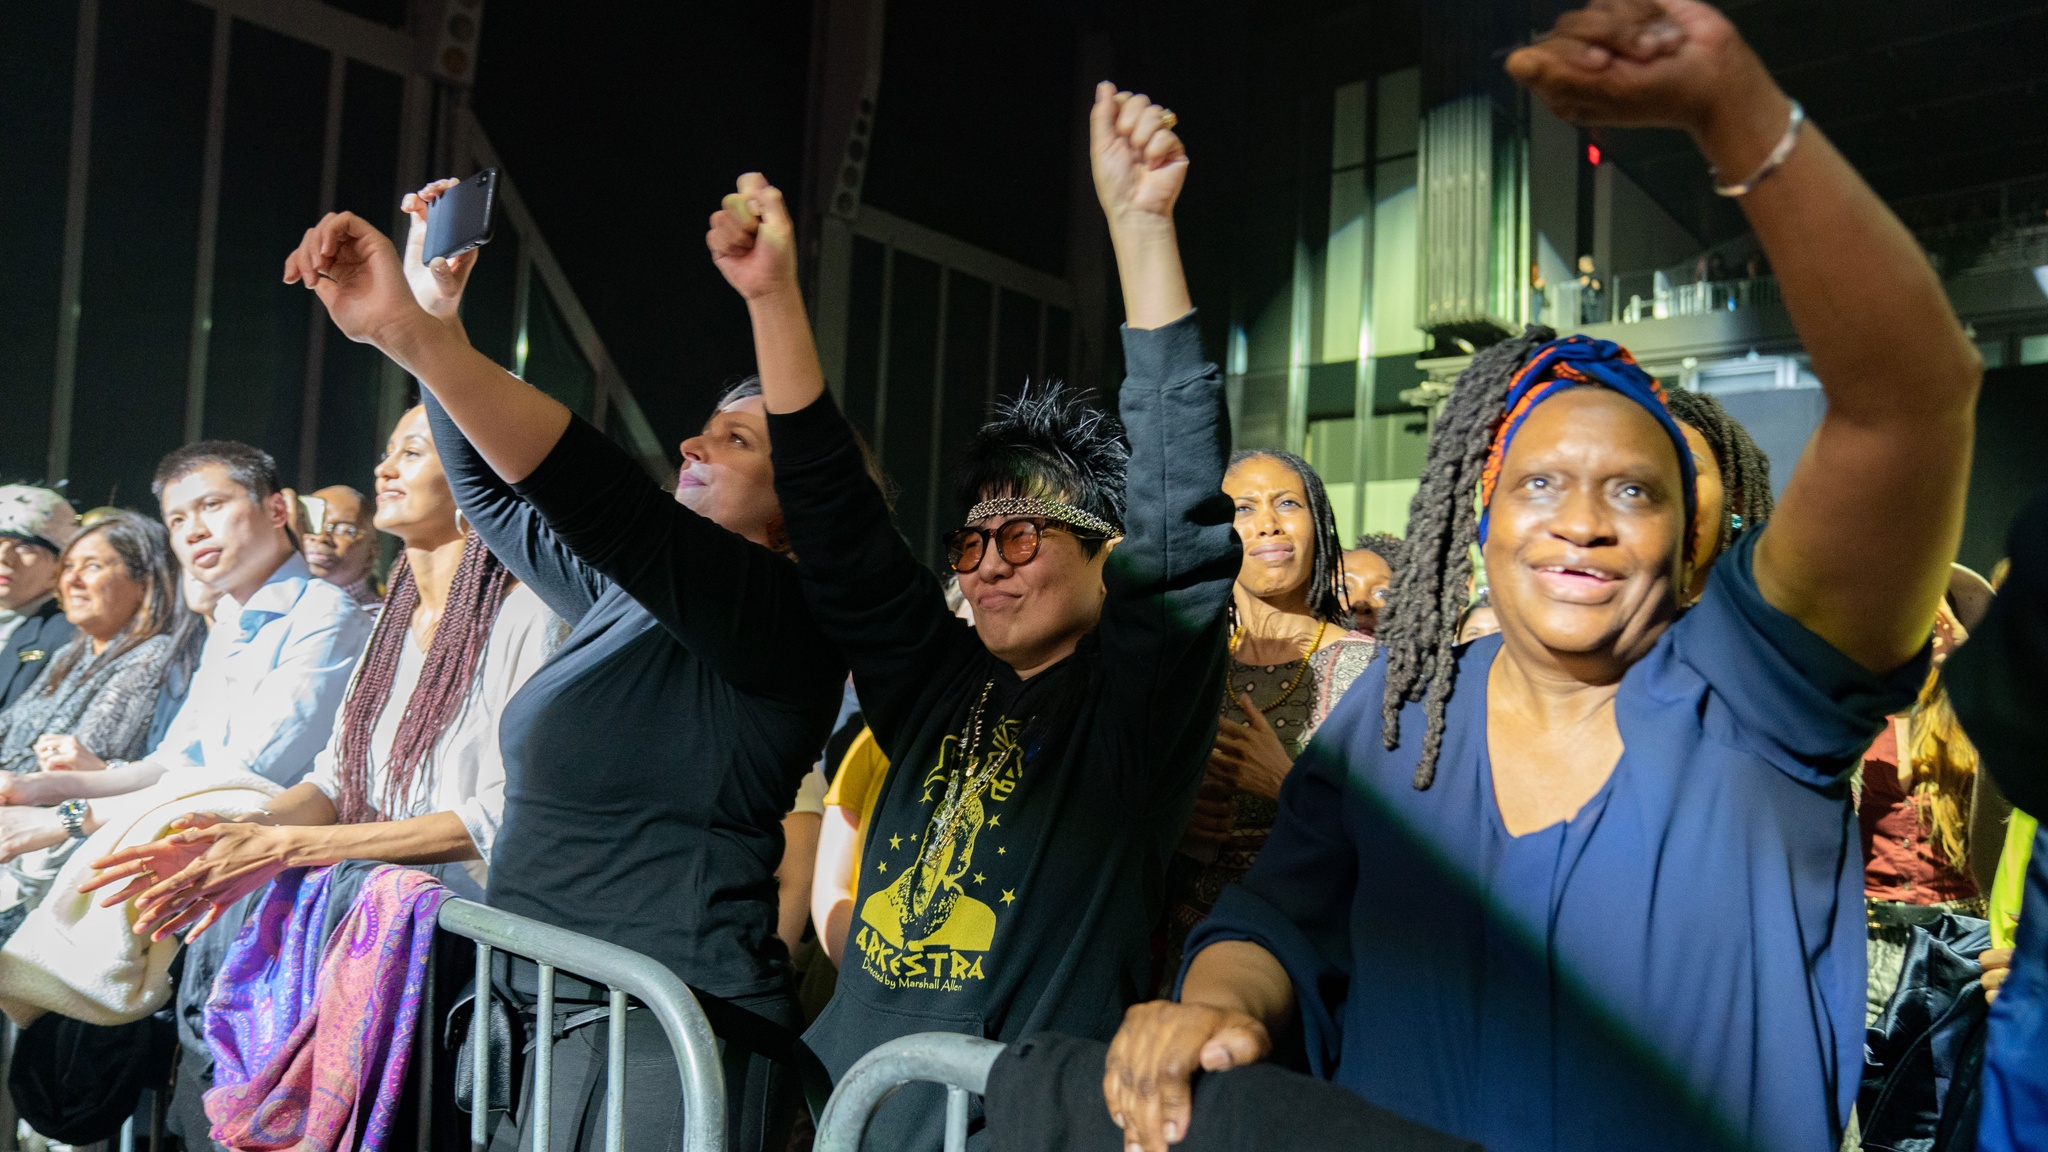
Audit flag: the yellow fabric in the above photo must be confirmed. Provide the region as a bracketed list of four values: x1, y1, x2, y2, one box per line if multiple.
[823, 728, 888, 818]
[823, 727, 890, 873]
[1989, 808, 2037, 951]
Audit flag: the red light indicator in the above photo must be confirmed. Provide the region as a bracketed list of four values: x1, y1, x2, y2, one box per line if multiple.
[1587, 144, 1602, 166]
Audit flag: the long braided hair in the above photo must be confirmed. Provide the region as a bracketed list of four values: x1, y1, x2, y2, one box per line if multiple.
[1378, 326, 1556, 790]
[1228, 449, 1351, 628]
[331, 533, 514, 824]
[1662, 389, 1775, 556]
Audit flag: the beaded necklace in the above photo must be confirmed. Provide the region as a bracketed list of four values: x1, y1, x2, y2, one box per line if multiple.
[1227, 619, 1327, 714]
[908, 679, 1004, 900]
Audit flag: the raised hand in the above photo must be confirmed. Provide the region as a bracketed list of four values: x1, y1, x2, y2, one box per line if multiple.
[1506, 0, 1779, 141]
[283, 212, 432, 358]
[1090, 83, 1188, 226]
[400, 178, 480, 321]
[1088, 82, 1193, 330]
[706, 173, 800, 302]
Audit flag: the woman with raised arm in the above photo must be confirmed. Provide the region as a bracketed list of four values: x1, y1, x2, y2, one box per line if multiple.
[705, 84, 1237, 1150]
[281, 181, 846, 1152]
[1102, 3, 1981, 1151]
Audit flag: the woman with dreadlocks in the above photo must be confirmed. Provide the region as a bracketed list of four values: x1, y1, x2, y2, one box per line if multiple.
[1158, 450, 1372, 990]
[1105, 3, 1981, 1151]
[1663, 387, 1775, 604]
[85, 403, 559, 918]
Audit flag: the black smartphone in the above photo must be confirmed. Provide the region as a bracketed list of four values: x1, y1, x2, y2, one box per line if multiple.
[424, 168, 499, 263]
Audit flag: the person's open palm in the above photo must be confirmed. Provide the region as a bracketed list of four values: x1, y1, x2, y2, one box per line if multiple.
[400, 178, 480, 321]
[706, 173, 799, 302]
[1506, 0, 1765, 133]
[1090, 82, 1187, 224]
[283, 211, 426, 352]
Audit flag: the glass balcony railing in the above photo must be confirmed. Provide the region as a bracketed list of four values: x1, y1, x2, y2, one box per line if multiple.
[1534, 274, 1781, 329]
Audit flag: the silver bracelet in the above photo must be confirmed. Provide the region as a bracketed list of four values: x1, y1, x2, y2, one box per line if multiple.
[1711, 99, 1804, 197]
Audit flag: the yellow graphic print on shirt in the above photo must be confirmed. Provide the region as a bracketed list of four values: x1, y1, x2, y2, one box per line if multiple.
[856, 718, 1024, 992]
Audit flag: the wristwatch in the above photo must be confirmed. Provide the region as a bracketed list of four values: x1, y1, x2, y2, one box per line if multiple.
[55, 798, 88, 841]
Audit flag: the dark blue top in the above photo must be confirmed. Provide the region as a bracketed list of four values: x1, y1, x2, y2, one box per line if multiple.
[1185, 530, 1927, 1152]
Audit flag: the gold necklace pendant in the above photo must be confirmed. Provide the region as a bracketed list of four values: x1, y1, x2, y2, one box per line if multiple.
[1229, 619, 1327, 714]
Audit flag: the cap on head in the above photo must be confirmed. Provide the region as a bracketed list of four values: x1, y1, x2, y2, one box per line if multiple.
[0, 486, 80, 555]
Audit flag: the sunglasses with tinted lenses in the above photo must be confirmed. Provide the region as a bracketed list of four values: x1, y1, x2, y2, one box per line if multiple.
[943, 517, 1104, 574]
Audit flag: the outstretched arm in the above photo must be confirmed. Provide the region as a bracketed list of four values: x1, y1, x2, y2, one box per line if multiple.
[707, 176, 825, 416]
[1509, 0, 1979, 672]
[1085, 83, 1239, 801]
[709, 176, 975, 740]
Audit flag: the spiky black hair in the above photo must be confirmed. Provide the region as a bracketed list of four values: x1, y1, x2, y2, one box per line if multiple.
[1662, 388, 1774, 555]
[954, 382, 1129, 552]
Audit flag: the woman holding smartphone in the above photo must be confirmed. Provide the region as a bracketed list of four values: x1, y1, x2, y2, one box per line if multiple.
[277, 180, 844, 1152]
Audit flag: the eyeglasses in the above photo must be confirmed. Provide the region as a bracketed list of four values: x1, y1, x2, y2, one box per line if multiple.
[943, 517, 1103, 575]
[311, 523, 364, 541]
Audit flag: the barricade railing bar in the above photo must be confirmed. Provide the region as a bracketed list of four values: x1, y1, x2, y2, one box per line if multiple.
[431, 898, 727, 1152]
[813, 1033, 1005, 1152]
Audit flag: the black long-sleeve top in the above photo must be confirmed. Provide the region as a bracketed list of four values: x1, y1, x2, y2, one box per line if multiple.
[769, 313, 1237, 1147]
[425, 393, 845, 999]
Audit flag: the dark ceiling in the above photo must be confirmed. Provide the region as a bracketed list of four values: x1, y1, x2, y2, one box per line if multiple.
[1596, 0, 2048, 249]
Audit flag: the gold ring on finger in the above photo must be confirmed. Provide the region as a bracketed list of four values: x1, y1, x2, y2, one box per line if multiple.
[1158, 111, 1178, 130]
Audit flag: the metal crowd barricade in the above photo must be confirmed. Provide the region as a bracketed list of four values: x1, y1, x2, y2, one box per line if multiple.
[813, 1033, 1005, 1152]
[430, 898, 727, 1152]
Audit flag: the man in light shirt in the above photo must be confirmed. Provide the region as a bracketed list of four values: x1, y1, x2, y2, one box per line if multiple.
[3, 441, 372, 841]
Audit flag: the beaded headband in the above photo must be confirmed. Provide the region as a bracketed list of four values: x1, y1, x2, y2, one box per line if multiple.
[962, 496, 1119, 537]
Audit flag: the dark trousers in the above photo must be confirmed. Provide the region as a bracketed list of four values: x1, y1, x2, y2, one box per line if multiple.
[490, 991, 805, 1152]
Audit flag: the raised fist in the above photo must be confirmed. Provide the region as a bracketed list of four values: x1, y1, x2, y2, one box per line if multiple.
[1090, 82, 1188, 226]
[1506, 0, 1775, 137]
[706, 173, 800, 303]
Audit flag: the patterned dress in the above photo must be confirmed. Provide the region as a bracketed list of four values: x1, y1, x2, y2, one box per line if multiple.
[1159, 631, 1375, 992]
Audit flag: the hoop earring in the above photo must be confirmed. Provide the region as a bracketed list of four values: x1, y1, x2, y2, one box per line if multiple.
[454, 508, 470, 538]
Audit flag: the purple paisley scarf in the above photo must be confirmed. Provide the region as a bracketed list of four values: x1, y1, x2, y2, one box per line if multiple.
[203, 865, 450, 1152]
